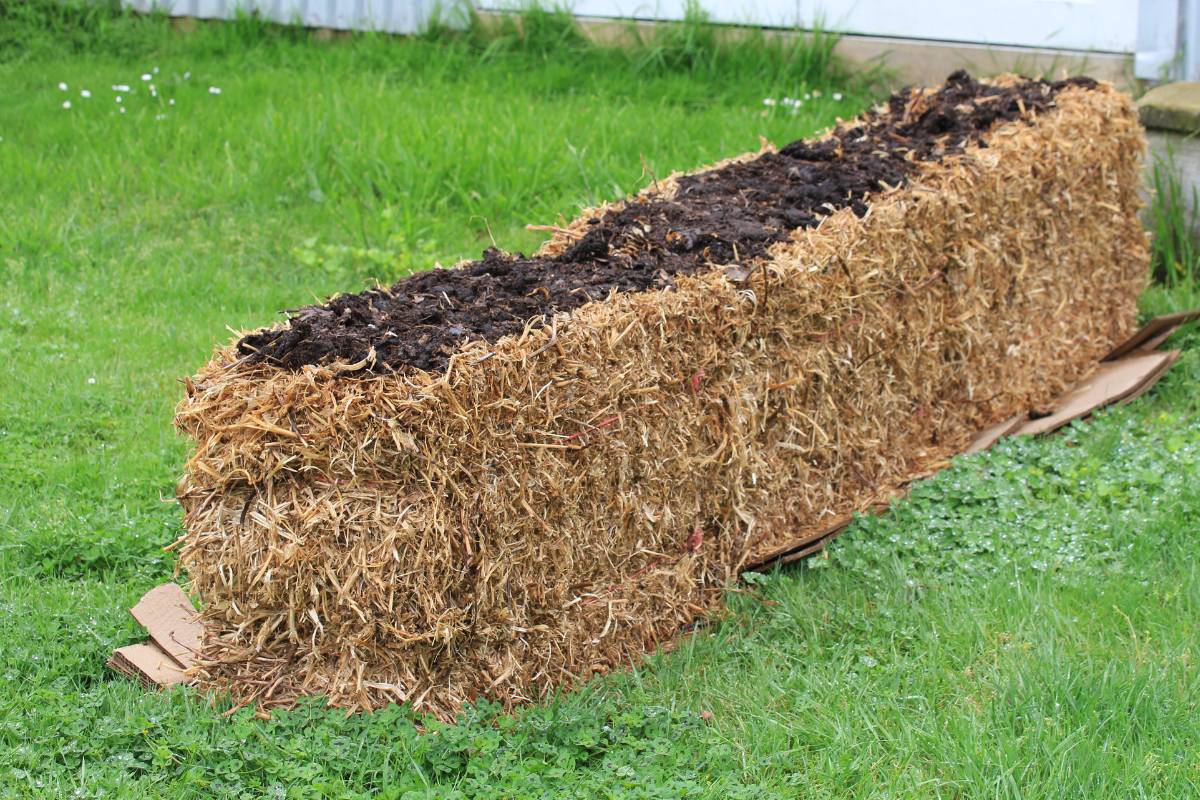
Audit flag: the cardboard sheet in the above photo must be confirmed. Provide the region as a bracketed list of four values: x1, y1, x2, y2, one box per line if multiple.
[1018, 350, 1179, 436]
[750, 514, 856, 568]
[964, 414, 1028, 455]
[109, 584, 202, 689]
[130, 583, 202, 669]
[1104, 309, 1200, 361]
[774, 527, 848, 566]
[107, 642, 188, 689]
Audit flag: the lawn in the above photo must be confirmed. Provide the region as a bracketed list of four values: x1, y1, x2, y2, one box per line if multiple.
[1, 5, 1199, 799]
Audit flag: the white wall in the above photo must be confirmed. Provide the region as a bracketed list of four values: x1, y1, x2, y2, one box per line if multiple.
[502, 0, 1140, 53]
[124, 0, 434, 34]
[124, 0, 1200, 81]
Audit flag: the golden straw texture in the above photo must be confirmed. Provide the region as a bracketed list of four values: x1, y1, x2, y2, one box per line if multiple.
[173, 80, 1147, 718]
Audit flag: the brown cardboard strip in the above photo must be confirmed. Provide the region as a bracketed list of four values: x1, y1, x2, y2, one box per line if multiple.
[1104, 309, 1200, 361]
[749, 514, 856, 568]
[964, 414, 1028, 455]
[129, 583, 203, 668]
[756, 493, 920, 568]
[775, 528, 847, 566]
[107, 642, 188, 689]
[1018, 350, 1179, 436]
[1110, 350, 1180, 403]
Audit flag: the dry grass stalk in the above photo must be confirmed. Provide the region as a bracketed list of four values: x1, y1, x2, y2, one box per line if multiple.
[173, 80, 1147, 719]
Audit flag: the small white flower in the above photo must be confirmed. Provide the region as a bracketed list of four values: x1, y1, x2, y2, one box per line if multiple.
[832, 92, 843, 101]
[804, 92, 812, 100]
[119, 107, 127, 114]
[87, 377, 96, 385]
[155, 113, 167, 121]
[153, 66, 160, 74]
[115, 95, 122, 103]
[62, 100, 71, 109]
[168, 98, 176, 106]
[141, 73, 152, 81]
[208, 86, 222, 95]
[80, 89, 91, 98]
[112, 84, 131, 92]
[58, 82, 68, 91]
[762, 98, 776, 106]
[183, 71, 191, 80]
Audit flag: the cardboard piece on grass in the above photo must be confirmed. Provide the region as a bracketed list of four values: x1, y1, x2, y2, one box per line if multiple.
[107, 642, 188, 689]
[749, 513, 856, 569]
[748, 493, 905, 569]
[129, 583, 202, 669]
[1104, 309, 1200, 361]
[774, 521, 852, 566]
[1018, 350, 1180, 436]
[964, 414, 1028, 455]
[109, 584, 202, 689]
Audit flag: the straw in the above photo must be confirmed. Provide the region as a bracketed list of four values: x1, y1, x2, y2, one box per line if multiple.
[173, 78, 1147, 719]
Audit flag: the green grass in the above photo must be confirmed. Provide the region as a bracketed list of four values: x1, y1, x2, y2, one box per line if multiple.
[1148, 151, 1200, 300]
[1, 5, 1199, 798]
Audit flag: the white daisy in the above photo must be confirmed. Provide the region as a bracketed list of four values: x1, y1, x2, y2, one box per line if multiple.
[58, 82, 68, 91]
[208, 86, 222, 95]
[80, 89, 91, 98]
[62, 100, 71, 109]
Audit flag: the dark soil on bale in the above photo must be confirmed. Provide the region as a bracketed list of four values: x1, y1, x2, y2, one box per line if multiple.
[238, 71, 1096, 374]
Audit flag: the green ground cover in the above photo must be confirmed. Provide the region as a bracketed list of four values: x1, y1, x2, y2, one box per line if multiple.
[1, 4, 1197, 798]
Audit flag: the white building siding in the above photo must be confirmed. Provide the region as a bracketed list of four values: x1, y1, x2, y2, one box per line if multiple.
[482, 0, 1139, 53]
[122, 0, 1199, 80]
[124, 0, 433, 34]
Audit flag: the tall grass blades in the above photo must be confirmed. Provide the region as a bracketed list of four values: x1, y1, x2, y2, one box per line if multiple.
[3, 0, 866, 98]
[1147, 151, 1200, 291]
[1, 0, 135, 59]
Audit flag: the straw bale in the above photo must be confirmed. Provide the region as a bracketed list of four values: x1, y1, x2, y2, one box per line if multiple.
[173, 80, 1147, 718]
